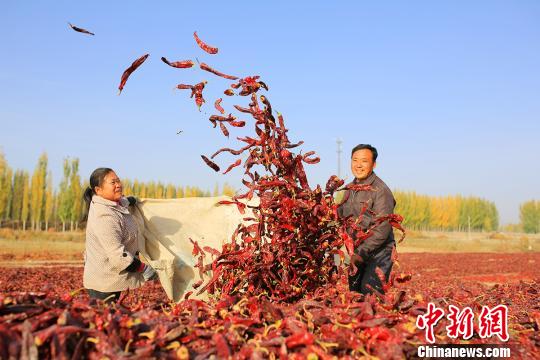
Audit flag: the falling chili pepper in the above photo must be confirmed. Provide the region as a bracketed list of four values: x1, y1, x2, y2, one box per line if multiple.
[68, 22, 95, 36]
[201, 155, 220, 172]
[224, 89, 235, 96]
[193, 31, 219, 54]
[209, 114, 236, 122]
[118, 53, 149, 95]
[176, 82, 207, 109]
[214, 98, 225, 114]
[229, 120, 246, 128]
[175, 84, 193, 90]
[161, 57, 194, 68]
[219, 122, 230, 138]
[223, 159, 242, 174]
[200, 62, 238, 80]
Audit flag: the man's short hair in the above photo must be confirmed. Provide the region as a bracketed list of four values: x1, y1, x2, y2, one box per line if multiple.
[351, 144, 378, 162]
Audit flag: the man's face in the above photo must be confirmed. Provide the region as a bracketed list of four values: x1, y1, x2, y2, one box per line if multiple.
[351, 149, 376, 180]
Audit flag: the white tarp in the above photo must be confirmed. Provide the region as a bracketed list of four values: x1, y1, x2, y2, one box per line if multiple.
[131, 196, 254, 302]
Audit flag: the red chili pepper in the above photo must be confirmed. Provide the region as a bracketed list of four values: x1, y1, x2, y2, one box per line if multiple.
[217, 200, 246, 214]
[209, 114, 236, 122]
[285, 332, 314, 348]
[192, 81, 207, 109]
[201, 155, 220, 172]
[303, 151, 320, 164]
[212, 333, 231, 358]
[223, 159, 242, 174]
[67, 22, 94, 36]
[210, 145, 252, 159]
[229, 120, 245, 128]
[190, 238, 205, 257]
[202, 246, 221, 257]
[214, 98, 225, 114]
[219, 122, 229, 137]
[193, 31, 219, 54]
[161, 57, 194, 68]
[200, 62, 238, 80]
[175, 84, 193, 90]
[233, 104, 252, 114]
[224, 89, 235, 96]
[118, 54, 149, 94]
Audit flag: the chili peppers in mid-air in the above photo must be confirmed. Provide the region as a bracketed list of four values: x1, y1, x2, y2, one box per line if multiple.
[201, 155, 220, 172]
[67, 22, 95, 36]
[199, 62, 238, 80]
[185, 63, 404, 302]
[193, 31, 219, 54]
[118, 54, 149, 94]
[161, 57, 194, 69]
[175, 81, 207, 109]
[214, 98, 225, 114]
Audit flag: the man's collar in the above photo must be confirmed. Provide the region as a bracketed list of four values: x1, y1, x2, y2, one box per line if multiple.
[354, 171, 377, 185]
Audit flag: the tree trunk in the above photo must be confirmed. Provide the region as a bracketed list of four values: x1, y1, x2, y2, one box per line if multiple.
[23, 221, 26, 231]
[62, 222, 66, 232]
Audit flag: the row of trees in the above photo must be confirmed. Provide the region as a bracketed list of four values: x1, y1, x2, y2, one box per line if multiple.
[520, 200, 540, 233]
[393, 191, 499, 231]
[0, 152, 236, 231]
[2, 151, 538, 233]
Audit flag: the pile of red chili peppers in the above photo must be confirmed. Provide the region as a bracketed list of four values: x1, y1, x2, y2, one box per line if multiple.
[189, 58, 404, 303]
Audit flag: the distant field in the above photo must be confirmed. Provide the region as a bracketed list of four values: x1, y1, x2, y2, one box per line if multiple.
[0, 229, 85, 262]
[0, 229, 539, 265]
[398, 230, 540, 253]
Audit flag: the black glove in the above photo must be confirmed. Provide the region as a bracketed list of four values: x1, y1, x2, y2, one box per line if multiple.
[127, 196, 138, 206]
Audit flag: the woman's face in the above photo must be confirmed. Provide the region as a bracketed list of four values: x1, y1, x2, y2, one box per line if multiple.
[95, 171, 123, 202]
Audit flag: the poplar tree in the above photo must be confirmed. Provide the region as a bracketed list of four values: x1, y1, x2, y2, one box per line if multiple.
[166, 183, 176, 198]
[21, 172, 30, 231]
[176, 186, 184, 198]
[0, 152, 11, 224]
[30, 153, 48, 230]
[10, 170, 24, 225]
[44, 171, 54, 231]
[69, 159, 82, 230]
[57, 159, 72, 232]
[520, 200, 539, 233]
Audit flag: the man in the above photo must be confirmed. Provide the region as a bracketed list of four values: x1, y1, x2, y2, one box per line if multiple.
[338, 144, 396, 295]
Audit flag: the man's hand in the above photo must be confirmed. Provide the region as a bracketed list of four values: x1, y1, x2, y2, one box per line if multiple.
[127, 196, 138, 206]
[350, 253, 364, 266]
[141, 264, 158, 281]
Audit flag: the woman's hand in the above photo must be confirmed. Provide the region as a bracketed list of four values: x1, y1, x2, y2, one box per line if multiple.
[141, 264, 158, 281]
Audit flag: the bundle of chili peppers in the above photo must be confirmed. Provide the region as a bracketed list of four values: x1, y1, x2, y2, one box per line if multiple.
[189, 70, 404, 302]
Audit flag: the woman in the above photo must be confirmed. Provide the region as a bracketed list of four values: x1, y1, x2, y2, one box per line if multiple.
[83, 167, 156, 302]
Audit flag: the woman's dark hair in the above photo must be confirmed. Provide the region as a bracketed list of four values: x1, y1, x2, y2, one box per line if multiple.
[351, 144, 378, 162]
[83, 167, 114, 216]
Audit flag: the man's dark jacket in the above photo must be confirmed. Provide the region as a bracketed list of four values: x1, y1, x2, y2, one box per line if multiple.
[338, 172, 396, 259]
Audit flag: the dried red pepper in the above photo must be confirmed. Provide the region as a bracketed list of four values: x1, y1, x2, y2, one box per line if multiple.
[214, 98, 225, 114]
[67, 22, 94, 36]
[118, 53, 149, 94]
[193, 31, 219, 54]
[222, 159, 242, 174]
[219, 122, 229, 138]
[201, 155, 220, 172]
[161, 57, 194, 68]
[200, 63, 238, 80]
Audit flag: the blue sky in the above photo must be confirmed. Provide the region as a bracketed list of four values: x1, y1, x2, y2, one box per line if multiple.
[1, 1, 539, 225]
